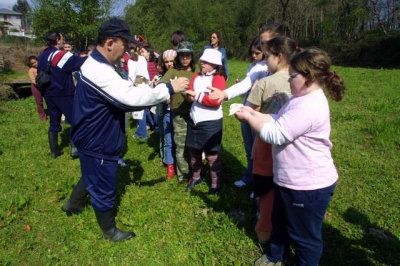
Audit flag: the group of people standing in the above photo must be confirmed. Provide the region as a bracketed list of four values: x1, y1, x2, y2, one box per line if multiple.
[29, 17, 345, 266]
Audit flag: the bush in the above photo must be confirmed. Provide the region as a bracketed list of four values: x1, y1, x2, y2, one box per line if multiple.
[321, 33, 400, 68]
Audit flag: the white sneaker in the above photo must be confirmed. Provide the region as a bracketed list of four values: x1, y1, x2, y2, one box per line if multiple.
[234, 180, 247, 188]
[118, 158, 127, 167]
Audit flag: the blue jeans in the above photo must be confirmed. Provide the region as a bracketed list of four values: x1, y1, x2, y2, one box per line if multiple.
[134, 108, 154, 138]
[160, 111, 173, 164]
[267, 183, 336, 265]
[240, 121, 255, 185]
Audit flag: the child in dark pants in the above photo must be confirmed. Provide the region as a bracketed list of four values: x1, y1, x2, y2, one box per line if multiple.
[185, 48, 226, 194]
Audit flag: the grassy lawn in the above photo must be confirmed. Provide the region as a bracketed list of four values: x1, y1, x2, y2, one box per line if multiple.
[0, 60, 399, 265]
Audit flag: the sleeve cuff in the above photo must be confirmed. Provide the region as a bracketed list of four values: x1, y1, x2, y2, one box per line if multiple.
[167, 83, 174, 95]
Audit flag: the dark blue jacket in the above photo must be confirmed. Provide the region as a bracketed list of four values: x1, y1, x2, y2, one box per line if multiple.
[71, 48, 174, 160]
[37, 46, 86, 97]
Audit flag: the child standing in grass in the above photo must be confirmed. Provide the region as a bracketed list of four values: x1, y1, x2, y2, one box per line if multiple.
[28, 55, 47, 121]
[208, 23, 285, 189]
[161, 41, 196, 183]
[185, 49, 226, 194]
[235, 47, 345, 266]
[246, 36, 297, 252]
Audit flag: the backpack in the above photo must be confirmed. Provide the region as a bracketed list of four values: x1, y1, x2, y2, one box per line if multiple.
[36, 52, 55, 94]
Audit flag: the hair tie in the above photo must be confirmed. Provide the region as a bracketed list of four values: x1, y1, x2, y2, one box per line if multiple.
[326, 71, 335, 82]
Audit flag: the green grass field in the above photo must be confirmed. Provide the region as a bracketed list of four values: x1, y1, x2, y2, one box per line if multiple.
[0, 60, 399, 265]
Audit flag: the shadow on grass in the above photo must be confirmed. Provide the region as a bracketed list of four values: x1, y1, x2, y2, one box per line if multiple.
[115, 131, 164, 215]
[187, 145, 259, 249]
[321, 207, 400, 266]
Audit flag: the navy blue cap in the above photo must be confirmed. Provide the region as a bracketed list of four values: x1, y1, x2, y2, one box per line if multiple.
[98, 18, 138, 44]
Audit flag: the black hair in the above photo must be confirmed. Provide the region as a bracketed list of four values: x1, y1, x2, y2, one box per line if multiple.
[264, 36, 298, 64]
[258, 22, 285, 37]
[27, 55, 38, 67]
[246, 36, 265, 62]
[174, 52, 196, 72]
[45, 31, 62, 47]
[28, 55, 38, 62]
[141, 44, 156, 62]
[171, 30, 187, 48]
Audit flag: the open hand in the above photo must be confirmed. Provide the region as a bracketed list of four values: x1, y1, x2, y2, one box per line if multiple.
[208, 86, 226, 103]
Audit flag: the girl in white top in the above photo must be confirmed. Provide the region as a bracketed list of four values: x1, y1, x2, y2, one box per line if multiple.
[208, 24, 286, 188]
[235, 48, 345, 266]
[184, 49, 227, 194]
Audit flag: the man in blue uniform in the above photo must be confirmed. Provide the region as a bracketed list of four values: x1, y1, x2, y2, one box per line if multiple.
[61, 18, 189, 241]
[37, 31, 86, 158]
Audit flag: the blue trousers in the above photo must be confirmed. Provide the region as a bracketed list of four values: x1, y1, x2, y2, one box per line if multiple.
[159, 111, 174, 164]
[79, 152, 118, 212]
[267, 183, 336, 266]
[45, 95, 74, 132]
[240, 121, 256, 185]
[134, 108, 157, 138]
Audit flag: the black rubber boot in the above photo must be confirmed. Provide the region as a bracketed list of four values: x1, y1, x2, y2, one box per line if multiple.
[70, 140, 78, 159]
[94, 210, 135, 241]
[62, 178, 88, 215]
[48, 132, 64, 158]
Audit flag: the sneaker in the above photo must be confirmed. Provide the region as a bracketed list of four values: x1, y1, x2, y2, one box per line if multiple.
[234, 180, 247, 188]
[186, 178, 203, 191]
[254, 255, 284, 266]
[118, 158, 127, 167]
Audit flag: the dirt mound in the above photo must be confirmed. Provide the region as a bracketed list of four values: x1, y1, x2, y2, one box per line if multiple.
[0, 44, 43, 73]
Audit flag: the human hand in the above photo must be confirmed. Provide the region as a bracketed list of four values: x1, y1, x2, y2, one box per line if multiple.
[171, 77, 189, 93]
[185, 90, 195, 97]
[208, 86, 226, 103]
[234, 106, 253, 122]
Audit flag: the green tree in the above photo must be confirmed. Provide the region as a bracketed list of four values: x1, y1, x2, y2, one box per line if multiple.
[13, 0, 31, 31]
[31, 0, 103, 50]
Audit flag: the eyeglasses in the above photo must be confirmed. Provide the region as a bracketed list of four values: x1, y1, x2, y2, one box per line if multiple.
[211, 36, 217, 39]
[251, 51, 262, 55]
[289, 73, 300, 79]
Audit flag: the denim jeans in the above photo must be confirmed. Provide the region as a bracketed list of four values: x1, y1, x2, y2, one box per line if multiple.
[134, 108, 155, 138]
[241, 121, 256, 185]
[161, 111, 173, 164]
[267, 183, 336, 265]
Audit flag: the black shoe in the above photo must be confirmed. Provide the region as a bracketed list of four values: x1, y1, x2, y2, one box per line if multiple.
[61, 201, 84, 215]
[186, 178, 202, 191]
[51, 149, 64, 158]
[208, 187, 221, 195]
[95, 210, 135, 242]
[104, 227, 135, 241]
[49, 132, 63, 159]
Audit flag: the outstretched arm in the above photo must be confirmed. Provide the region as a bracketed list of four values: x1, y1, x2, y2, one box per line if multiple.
[194, 75, 226, 107]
